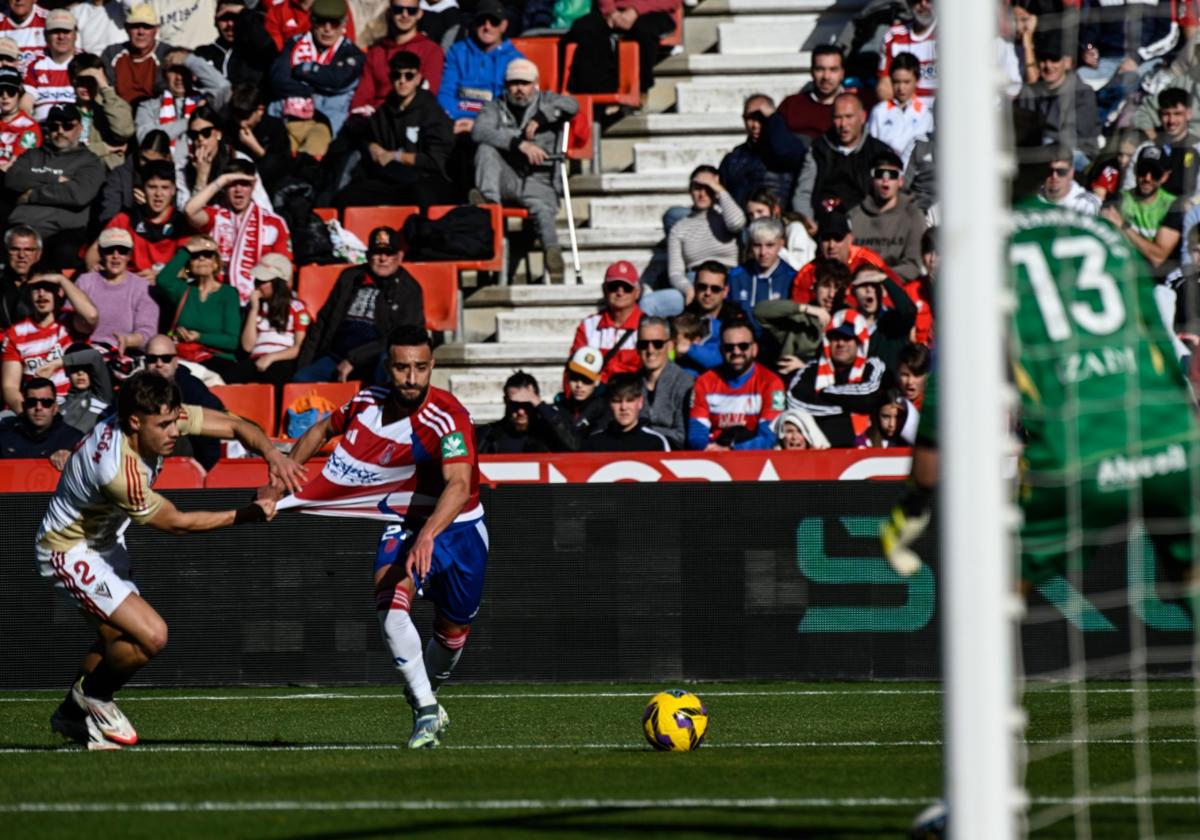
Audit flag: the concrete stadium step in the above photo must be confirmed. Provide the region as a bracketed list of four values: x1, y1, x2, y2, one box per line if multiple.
[466, 285, 604, 309]
[717, 16, 833, 55]
[574, 247, 659, 281]
[495, 306, 600, 343]
[656, 51, 811, 77]
[607, 112, 745, 137]
[435, 341, 571, 367]
[462, 401, 504, 423]
[633, 137, 742, 173]
[694, 0, 846, 15]
[588, 194, 688, 229]
[571, 172, 691, 194]
[568, 227, 664, 249]
[675, 75, 808, 114]
[449, 368, 565, 406]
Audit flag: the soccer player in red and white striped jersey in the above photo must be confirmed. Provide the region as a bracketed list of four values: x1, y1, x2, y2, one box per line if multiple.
[0, 271, 96, 412]
[278, 325, 486, 749]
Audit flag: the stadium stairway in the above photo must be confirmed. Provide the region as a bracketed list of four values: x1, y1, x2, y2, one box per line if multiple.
[434, 0, 868, 421]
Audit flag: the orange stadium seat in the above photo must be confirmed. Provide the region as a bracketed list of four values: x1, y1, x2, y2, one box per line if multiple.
[156, 457, 207, 488]
[566, 96, 594, 162]
[342, 205, 421, 243]
[660, 4, 683, 48]
[279, 381, 363, 439]
[210, 383, 277, 437]
[297, 263, 351, 316]
[561, 40, 641, 108]
[313, 207, 338, 224]
[511, 37, 560, 94]
[405, 262, 459, 332]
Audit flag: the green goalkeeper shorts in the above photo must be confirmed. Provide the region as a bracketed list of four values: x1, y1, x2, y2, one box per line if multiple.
[1019, 439, 1200, 585]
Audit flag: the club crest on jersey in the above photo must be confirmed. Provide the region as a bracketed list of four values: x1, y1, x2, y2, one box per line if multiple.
[771, 390, 785, 411]
[441, 432, 466, 459]
[19, 130, 36, 149]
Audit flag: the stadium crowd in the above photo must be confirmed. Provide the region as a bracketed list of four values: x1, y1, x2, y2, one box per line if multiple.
[3, 0, 1197, 462]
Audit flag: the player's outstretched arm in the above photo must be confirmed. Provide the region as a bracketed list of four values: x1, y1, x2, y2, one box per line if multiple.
[287, 414, 334, 468]
[146, 495, 276, 535]
[406, 461, 472, 580]
[200, 410, 308, 494]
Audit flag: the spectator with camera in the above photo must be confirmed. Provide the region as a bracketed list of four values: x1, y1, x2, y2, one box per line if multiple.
[636, 316, 691, 451]
[687, 318, 785, 451]
[584, 372, 671, 452]
[0, 376, 83, 468]
[336, 51, 454, 209]
[471, 57, 577, 282]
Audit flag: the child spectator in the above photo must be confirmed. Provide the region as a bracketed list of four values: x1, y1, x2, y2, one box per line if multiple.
[867, 52, 933, 168]
[238, 253, 310, 387]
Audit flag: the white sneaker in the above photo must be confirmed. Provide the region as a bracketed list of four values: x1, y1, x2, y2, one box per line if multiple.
[404, 688, 450, 736]
[50, 708, 122, 751]
[408, 712, 441, 749]
[71, 678, 138, 746]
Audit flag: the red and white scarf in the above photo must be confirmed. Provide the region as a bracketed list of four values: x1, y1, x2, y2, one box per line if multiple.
[286, 32, 342, 118]
[211, 204, 264, 304]
[815, 309, 871, 392]
[160, 90, 197, 152]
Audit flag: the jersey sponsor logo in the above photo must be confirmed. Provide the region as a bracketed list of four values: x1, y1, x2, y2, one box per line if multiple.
[771, 390, 785, 411]
[1057, 346, 1137, 384]
[1097, 444, 1188, 491]
[325, 448, 385, 486]
[441, 431, 466, 459]
[18, 129, 35, 148]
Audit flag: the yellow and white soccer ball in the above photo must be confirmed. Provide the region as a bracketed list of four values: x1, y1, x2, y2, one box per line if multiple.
[642, 689, 708, 751]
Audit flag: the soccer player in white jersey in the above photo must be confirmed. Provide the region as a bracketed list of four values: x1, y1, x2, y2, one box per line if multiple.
[38, 370, 306, 750]
[278, 325, 487, 749]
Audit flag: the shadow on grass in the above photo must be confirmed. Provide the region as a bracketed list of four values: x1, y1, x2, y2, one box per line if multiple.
[288, 806, 908, 839]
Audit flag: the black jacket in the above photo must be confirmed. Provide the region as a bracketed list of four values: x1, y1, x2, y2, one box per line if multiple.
[807, 131, 894, 216]
[195, 8, 278, 87]
[172, 366, 225, 471]
[0, 267, 30, 330]
[476, 418, 555, 454]
[786, 356, 887, 448]
[583, 421, 671, 452]
[0, 414, 83, 459]
[865, 276, 918, 373]
[541, 391, 611, 451]
[365, 88, 454, 184]
[297, 265, 425, 370]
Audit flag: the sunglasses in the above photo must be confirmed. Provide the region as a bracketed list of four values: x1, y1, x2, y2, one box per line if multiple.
[477, 14, 502, 26]
[313, 16, 342, 27]
[100, 245, 132, 256]
[28, 282, 58, 293]
[696, 282, 725, 294]
[145, 353, 177, 364]
[391, 4, 420, 14]
[637, 339, 667, 351]
[216, 13, 240, 23]
[45, 120, 77, 132]
[871, 168, 902, 181]
[689, 181, 710, 191]
[126, 23, 155, 31]
[368, 247, 399, 256]
[604, 281, 635, 294]
[0, 85, 19, 96]
[24, 397, 55, 408]
[187, 125, 216, 141]
[190, 250, 218, 260]
[721, 341, 753, 353]
[253, 277, 275, 286]
[391, 70, 419, 82]
[1047, 165, 1071, 177]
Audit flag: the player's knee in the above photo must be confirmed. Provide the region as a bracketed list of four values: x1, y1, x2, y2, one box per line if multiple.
[432, 618, 470, 651]
[142, 620, 168, 658]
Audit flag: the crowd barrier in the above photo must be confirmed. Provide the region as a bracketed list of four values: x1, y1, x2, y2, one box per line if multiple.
[1, 476, 1189, 688]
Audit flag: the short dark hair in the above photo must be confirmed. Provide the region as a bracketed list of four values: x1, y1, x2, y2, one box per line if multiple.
[227, 81, 264, 122]
[720, 315, 754, 340]
[1159, 87, 1190, 112]
[68, 52, 103, 80]
[812, 44, 844, 65]
[695, 260, 729, 281]
[897, 342, 932, 375]
[746, 187, 782, 213]
[387, 324, 433, 349]
[813, 257, 851, 290]
[689, 164, 719, 182]
[606, 373, 642, 401]
[21, 376, 55, 396]
[118, 371, 182, 432]
[389, 50, 421, 74]
[890, 52, 920, 77]
[921, 226, 938, 256]
[504, 370, 539, 394]
[221, 158, 256, 179]
[140, 159, 176, 184]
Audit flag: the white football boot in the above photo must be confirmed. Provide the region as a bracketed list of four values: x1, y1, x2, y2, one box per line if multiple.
[50, 707, 122, 751]
[71, 677, 138, 745]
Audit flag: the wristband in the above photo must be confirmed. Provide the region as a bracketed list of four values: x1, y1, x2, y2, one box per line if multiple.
[234, 503, 268, 525]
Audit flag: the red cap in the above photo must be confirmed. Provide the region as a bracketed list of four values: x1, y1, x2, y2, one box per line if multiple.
[604, 260, 639, 285]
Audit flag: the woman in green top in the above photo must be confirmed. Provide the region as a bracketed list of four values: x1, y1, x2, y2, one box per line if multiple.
[155, 234, 243, 383]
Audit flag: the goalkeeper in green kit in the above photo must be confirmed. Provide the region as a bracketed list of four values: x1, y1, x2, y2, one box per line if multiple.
[882, 203, 1200, 593]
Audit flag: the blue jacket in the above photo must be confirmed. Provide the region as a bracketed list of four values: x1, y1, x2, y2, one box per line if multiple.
[437, 38, 525, 121]
[727, 260, 794, 334]
[269, 35, 365, 137]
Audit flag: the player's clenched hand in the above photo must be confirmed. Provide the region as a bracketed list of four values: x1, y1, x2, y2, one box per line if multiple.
[265, 450, 308, 495]
[257, 498, 278, 521]
[406, 531, 436, 582]
[257, 482, 284, 502]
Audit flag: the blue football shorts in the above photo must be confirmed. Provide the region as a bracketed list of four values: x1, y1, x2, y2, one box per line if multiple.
[374, 517, 489, 624]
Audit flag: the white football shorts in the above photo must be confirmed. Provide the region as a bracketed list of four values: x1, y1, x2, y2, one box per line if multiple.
[36, 542, 139, 621]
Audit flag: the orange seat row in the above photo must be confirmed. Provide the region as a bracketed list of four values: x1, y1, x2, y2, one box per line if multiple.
[293, 259, 459, 333]
[209, 380, 365, 441]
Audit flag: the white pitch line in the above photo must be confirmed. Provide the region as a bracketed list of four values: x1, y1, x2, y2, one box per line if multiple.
[3, 795, 1199, 814]
[2, 736, 1195, 755]
[0, 685, 1194, 703]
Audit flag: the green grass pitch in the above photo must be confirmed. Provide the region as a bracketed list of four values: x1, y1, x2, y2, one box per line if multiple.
[0, 681, 1196, 838]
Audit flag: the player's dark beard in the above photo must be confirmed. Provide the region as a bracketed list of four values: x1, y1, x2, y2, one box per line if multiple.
[390, 384, 428, 409]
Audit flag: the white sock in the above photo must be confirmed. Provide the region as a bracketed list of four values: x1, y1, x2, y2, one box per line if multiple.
[377, 606, 436, 710]
[424, 637, 465, 694]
